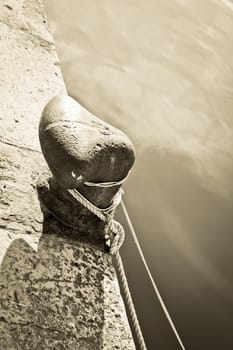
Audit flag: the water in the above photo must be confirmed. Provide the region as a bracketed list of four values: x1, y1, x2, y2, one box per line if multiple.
[43, 1, 233, 348]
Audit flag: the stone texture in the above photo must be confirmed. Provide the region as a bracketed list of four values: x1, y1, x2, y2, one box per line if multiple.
[0, 234, 134, 350]
[0, 0, 66, 151]
[1, 235, 105, 350]
[0, 142, 44, 236]
[0, 0, 135, 349]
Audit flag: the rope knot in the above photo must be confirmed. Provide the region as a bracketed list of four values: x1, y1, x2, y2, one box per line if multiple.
[104, 215, 125, 255]
[68, 188, 125, 254]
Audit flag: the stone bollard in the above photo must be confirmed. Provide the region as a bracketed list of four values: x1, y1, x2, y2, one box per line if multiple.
[37, 94, 135, 248]
[39, 94, 135, 208]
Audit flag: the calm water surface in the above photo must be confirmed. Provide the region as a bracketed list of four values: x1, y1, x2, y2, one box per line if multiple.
[44, 1, 233, 349]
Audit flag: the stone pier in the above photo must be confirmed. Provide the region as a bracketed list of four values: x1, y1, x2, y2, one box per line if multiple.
[0, 1, 135, 349]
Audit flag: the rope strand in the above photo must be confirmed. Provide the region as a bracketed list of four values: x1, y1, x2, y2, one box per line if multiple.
[121, 200, 186, 350]
[115, 251, 147, 350]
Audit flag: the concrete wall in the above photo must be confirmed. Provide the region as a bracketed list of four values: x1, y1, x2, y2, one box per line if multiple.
[0, 1, 135, 348]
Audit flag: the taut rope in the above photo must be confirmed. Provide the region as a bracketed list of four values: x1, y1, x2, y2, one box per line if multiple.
[121, 200, 186, 350]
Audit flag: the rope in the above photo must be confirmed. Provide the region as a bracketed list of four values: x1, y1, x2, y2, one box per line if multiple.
[114, 251, 147, 350]
[69, 187, 124, 215]
[84, 171, 131, 188]
[68, 188, 147, 350]
[121, 200, 186, 350]
[71, 169, 130, 188]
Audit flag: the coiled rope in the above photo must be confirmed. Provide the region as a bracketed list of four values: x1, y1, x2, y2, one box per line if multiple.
[68, 187, 147, 350]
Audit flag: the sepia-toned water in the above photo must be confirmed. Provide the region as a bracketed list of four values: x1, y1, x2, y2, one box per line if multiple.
[43, 1, 233, 348]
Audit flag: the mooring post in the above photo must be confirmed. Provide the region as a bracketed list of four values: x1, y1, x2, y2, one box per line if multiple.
[0, 1, 136, 349]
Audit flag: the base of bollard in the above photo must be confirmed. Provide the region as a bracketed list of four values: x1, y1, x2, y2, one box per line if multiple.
[37, 175, 106, 249]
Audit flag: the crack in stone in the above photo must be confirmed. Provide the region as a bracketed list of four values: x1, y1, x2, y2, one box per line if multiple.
[0, 138, 40, 153]
[0, 17, 54, 50]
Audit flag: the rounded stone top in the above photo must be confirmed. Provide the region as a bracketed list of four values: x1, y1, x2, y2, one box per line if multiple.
[39, 94, 135, 207]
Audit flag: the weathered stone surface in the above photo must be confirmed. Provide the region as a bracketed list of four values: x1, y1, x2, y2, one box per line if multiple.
[0, 142, 44, 236]
[0, 0, 66, 151]
[0, 234, 133, 350]
[0, 0, 135, 349]
[39, 94, 135, 207]
[103, 273, 136, 350]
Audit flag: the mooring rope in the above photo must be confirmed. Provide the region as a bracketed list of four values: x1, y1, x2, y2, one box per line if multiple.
[121, 200, 186, 350]
[70, 169, 131, 189]
[68, 185, 186, 350]
[68, 188, 147, 350]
